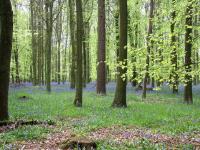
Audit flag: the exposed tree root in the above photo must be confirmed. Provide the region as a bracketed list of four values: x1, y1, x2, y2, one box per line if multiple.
[0, 120, 55, 133]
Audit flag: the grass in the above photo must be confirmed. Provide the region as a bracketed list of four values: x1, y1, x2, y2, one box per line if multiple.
[1, 86, 200, 149]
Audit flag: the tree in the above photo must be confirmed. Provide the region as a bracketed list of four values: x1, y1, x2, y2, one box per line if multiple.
[97, 0, 106, 95]
[74, 0, 83, 107]
[55, 0, 62, 85]
[69, 0, 76, 89]
[142, 0, 154, 99]
[112, 0, 128, 107]
[0, 0, 13, 120]
[45, 0, 54, 92]
[13, 1, 20, 84]
[30, 0, 38, 86]
[184, 0, 193, 104]
[170, 0, 179, 94]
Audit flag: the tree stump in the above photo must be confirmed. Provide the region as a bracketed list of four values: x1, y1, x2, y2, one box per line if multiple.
[60, 137, 97, 150]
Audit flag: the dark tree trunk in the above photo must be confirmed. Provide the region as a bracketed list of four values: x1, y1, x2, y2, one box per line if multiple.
[13, 2, 20, 84]
[142, 0, 154, 99]
[74, 0, 83, 107]
[14, 47, 20, 84]
[69, 0, 76, 89]
[37, 0, 44, 85]
[170, 0, 179, 94]
[97, 0, 106, 95]
[112, 0, 128, 107]
[45, 0, 54, 92]
[184, 0, 193, 104]
[114, 10, 119, 81]
[55, 0, 62, 85]
[0, 0, 13, 121]
[85, 22, 90, 83]
[82, 26, 86, 87]
[30, 0, 38, 86]
[128, 9, 138, 87]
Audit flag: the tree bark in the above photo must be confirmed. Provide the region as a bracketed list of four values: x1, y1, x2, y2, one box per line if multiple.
[142, 0, 154, 99]
[74, 0, 83, 107]
[0, 0, 13, 120]
[112, 0, 128, 107]
[170, 0, 179, 94]
[69, 0, 76, 89]
[45, 0, 54, 92]
[97, 0, 106, 95]
[184, 0, 193, 104]
[30, 0, 38, 86]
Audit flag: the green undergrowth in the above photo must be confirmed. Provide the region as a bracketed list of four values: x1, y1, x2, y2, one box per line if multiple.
[1, 87, 200, 148]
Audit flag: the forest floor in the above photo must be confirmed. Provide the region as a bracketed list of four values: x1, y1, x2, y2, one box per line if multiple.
[1, 82, 200, 149]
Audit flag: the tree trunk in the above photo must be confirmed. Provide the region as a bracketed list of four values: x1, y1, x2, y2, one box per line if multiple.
[56, 0, 62, 85]
[114, 10, 119, 81]
[69, 0, 76, 89]
[30, 0, 38, 86]
[0, 0, 13, 121]
[184, 0, 193, 104]
[112, 0, 127, 107]
[142, 0, 154, 99]
[85, 22, 90, 83]
[74, 0, 83, 107]
[97, 0, 106, 95]
[45, 0, 54, 92]
[170, 0, 179, 94]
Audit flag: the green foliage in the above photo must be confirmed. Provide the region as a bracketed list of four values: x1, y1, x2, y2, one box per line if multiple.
[0, 126, 50, 146]
[2, 87, 200, 145]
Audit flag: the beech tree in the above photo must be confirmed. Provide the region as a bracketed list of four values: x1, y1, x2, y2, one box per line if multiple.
[184, 0, 193, 104]
[142, 0, 154, 99]
[112, 0, 128, 107]
[69, 0, 76, 89]
[0, 0, 13, 120]
[74, 0, 83, 107]
[97, 0, 106, 95]
[170, 0, 179, 94]
[45, 0, 54, 92]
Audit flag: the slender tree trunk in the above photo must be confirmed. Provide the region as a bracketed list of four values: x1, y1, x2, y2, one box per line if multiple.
[170, 0, 179, 94]
[184, 0, 193, 104]
[97, 0, 106, 95]
[194, 10, 199, 85]
[30, 0, 37, 86]
[74, 0, 83, 107]
[56, 1, 62, 85]
[69, 0, 76, 89]
[0, 0, 13, 121]
[112, 0, 128, 107]
[142, 0, 154, 99]
[82, 26, 87, 87]
[14, 47, 20, 84]
[128, 9, 138, 87]
[37, 0, 44, 85]
[13, 2, 20, 84]
[85, 22, 90, 83]
[45, 0, 54, 92]
[114, 10, 119, 81]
